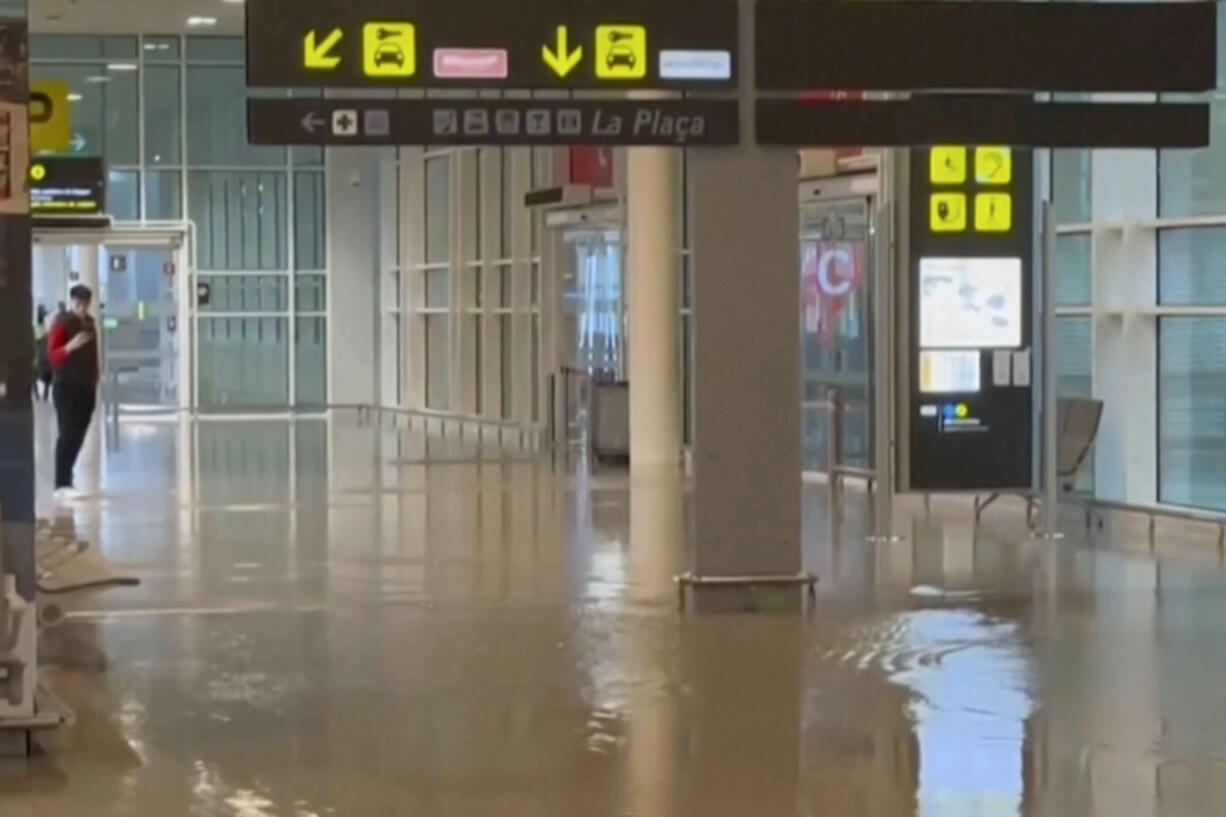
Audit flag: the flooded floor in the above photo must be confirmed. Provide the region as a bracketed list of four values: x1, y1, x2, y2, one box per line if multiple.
[3, 413, 1226, 816]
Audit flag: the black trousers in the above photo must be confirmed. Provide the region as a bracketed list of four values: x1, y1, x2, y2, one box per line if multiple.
[53, 383, 97, 489]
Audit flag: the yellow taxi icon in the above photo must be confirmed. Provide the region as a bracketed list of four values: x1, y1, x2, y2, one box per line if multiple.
[595, 24, 646, 79]
[363, 22, 416, 77]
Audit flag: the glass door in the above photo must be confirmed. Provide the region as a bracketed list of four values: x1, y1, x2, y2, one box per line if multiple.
[99, 244, 179, 410]
[800, 196, 874, 472]
[562, 226, 624, 378]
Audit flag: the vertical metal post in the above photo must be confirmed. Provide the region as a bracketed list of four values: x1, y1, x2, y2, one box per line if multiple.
[1040, 201, 1062, 538]
[826, 386, 842, 508]
[869, 197, 900, 542]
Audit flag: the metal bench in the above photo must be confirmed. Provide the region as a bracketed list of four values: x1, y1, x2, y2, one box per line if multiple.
[35, 519, 139, 628]
[974, 397, 1104, 524]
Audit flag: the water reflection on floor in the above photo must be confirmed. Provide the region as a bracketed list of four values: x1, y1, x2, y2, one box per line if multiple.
[4, 414, 1226, 816]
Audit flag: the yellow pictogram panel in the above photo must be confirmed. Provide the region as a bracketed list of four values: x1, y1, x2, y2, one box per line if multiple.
[363, 23, 416, 77]
[930, 146, 967, 184]
[975, 193, 1012, 232]
[975, 146, 1012, 185]
[595, 24, 647, 80]
[930, 193, 967, 233]
[30, 81, 71, 153]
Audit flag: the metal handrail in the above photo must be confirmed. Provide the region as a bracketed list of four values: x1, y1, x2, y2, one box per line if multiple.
[1083, 496, 1226, 552]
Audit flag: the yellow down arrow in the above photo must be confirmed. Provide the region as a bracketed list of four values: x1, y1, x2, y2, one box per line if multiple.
[542, 25, 582, 77]
[303, 28, 343, 70]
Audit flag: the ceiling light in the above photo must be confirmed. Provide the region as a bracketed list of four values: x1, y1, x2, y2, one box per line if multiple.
[144, 42, 171, 52]
[221, 0, 245, 4]
[106, 62, 138, 72]
[84, 75, 111, 84]
[67, 93, 83, 102]
[187, 15, 218, 27]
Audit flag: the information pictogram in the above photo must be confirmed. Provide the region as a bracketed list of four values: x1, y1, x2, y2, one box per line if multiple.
[929, 146, 966, 184]
[595, 24, 647, 79]
[974, 193, 1012, 232]
[364, 23, 416, 77]
[930, 193, 966, 233]
[975, 147, 1012, 184]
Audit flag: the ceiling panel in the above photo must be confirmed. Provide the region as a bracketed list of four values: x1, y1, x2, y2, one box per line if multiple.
[31, 0, 244, 35]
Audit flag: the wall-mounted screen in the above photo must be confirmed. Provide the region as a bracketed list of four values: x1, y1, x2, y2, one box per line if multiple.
[919, 256, 1023, 349]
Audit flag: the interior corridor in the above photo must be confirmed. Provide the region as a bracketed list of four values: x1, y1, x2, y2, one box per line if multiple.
[3, 414, 1226, 816]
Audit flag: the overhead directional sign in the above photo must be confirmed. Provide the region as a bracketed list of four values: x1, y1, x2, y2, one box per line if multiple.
[246, 0, 737, 89]
[247, 98, 739, 147]
[756, 1, 1217, 92]
[755, 97, 1211, 149]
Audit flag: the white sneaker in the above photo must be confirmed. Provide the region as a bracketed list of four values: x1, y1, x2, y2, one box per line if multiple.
[54, 487, 82, 504]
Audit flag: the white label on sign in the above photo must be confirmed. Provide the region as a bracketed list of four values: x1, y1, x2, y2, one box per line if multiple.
[1012, 349, 1031, 386]
[658, 49, 732, 80]
[992, 349, 1012, 386]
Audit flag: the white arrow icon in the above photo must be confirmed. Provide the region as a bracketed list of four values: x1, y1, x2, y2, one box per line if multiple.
[301, 111, 326, 134]
[69, 133, 86, 152]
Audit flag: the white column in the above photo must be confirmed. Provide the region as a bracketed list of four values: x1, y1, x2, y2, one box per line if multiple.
[626, 147, 682, 469]
[72, 243, 100, 319]
[325, 146, 383, 407]
[74, 244, 103, 496]
[1090, 148, 1158, 504]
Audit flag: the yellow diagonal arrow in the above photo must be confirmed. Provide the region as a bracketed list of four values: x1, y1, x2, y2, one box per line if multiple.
[303, 28, 343, 70]
[542, 25, 582, 78]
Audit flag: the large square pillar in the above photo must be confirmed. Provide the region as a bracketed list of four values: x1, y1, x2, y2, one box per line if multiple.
[686, 0, 802, 608]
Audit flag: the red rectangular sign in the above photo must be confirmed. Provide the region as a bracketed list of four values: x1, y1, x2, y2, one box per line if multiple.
[433, 48, 509, 80]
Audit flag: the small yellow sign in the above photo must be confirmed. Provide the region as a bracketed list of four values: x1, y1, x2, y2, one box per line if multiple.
[29, 163, 46, 182]
[595, 24, 647, 79]
[975, 193, 1012, 232]
[30, 81, 71, 154]
[930, 193, 967, 233]
[975, 147, 1012, 184]
[303, 28, 343, 70]
[930, 146, 967, 184]
[363, 22, 416, 77]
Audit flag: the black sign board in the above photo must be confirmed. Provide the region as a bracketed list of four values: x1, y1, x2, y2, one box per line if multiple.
[245, 0, 738, 90]
[29, 157, 106, 216]
[756, 97, 1211, 149]
[906, 147, 1035, 492]
[247, 98, 739, 147]
[756, 1, 1217, 93]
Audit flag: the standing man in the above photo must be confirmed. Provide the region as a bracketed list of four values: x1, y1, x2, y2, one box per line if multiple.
[46, 284, 99, 501]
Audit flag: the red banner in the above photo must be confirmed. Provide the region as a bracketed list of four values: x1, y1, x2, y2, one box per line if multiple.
[569, 146, 614, 188]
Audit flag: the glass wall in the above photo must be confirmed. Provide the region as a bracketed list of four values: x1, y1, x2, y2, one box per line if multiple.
[1052, 3, 1226, 511]
[391, 145, 545, 424]
[1155, 5, 1226, 508]
[31, 35, 328, 410]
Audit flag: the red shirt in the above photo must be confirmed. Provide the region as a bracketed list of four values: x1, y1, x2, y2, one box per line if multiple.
[47, 313, 99, 385]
